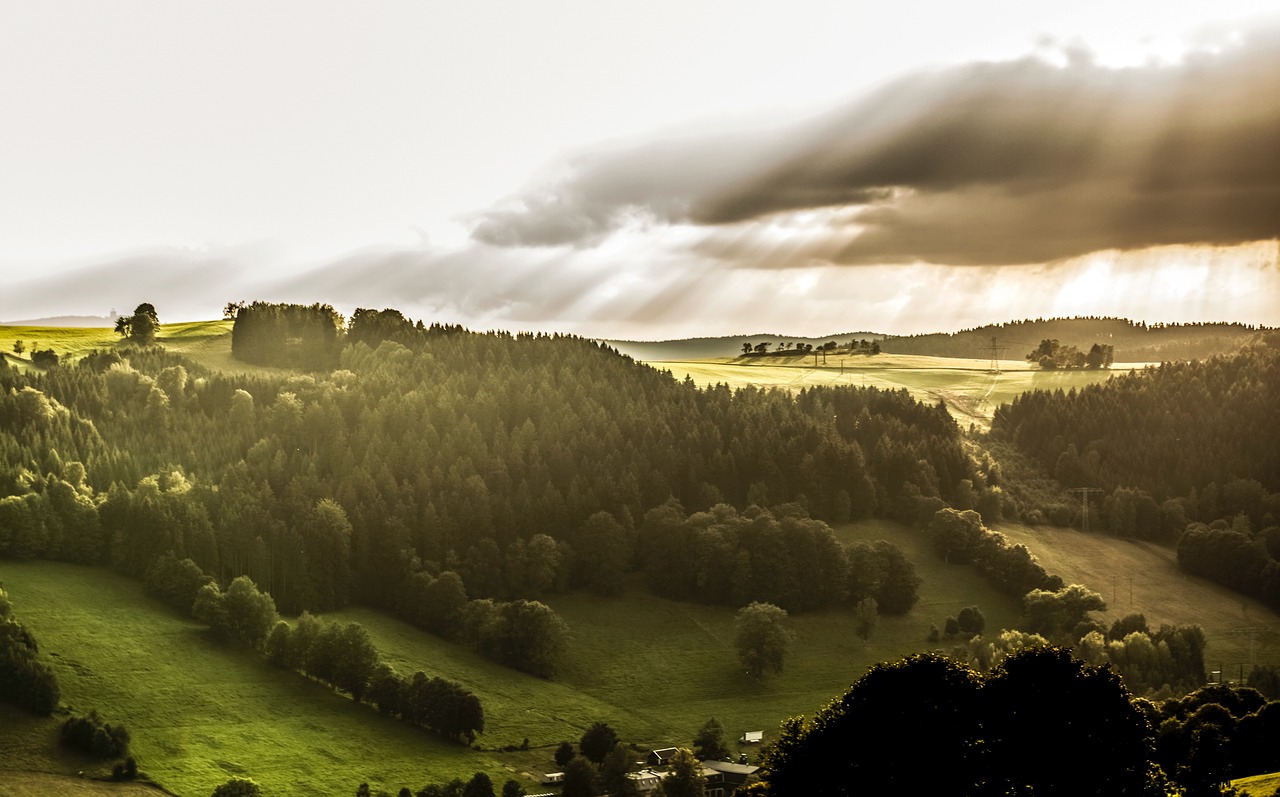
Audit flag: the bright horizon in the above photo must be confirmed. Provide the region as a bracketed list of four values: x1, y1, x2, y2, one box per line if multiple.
[2, 1, 1278, 339]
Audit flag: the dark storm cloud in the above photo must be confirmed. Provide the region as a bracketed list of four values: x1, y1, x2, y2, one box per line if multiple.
[471, 24, 1280, 266]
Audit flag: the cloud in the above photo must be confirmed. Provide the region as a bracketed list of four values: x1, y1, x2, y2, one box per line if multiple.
[469, 23, 1280, 266]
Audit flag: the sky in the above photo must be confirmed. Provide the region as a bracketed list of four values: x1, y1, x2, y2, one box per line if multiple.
[2, 1, 1278, 339]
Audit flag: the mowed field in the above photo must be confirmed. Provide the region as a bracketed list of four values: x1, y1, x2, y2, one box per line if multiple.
[647, 353, 1152, 428]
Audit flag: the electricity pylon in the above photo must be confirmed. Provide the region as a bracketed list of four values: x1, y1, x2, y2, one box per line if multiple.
[980, 336, 1008, 373]
[1066, 487, 1104, 533]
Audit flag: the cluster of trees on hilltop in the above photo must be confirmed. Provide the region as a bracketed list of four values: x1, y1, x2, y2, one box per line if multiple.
[227, 301, 344, 370]
[881, 317, 1268, 362]
[739, 338, 880, 357]
[1025, 339, 1114, 370]
[989, 345, 1280, 607]
[0, 308, 980, 644]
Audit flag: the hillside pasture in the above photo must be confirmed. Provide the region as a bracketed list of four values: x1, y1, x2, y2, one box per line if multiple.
[0, 561, 501, 797]
[332, 518, 1025, 755]
[648, 353, 1152, 428]
[994, 523, 1280, 681]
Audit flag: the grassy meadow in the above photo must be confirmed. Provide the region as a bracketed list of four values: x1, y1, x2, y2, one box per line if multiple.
[994, 523, 1280, 679]
[0, 320, 273, 376]
[0, 561, 502, 797]
[647, 352, 1152, 428]
[325, 518, 1027, 755]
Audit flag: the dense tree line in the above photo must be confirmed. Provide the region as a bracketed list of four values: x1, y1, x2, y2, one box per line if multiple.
[926, 508, 1062, 597]
[881, 317, 1268, 362]
[1177, 522, 1280, 610]
[0, 308, 974, 647]
[265, 612, 485, 744]
[639, 501, 920, 613]
[992, 346, 1279, 514]
[0, 586, 60, 715]
[157, 563, 488, 745]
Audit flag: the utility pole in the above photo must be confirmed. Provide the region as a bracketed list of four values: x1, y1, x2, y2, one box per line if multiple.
[980, 335, 1008, 374]
[1066, 487, 1103, 533]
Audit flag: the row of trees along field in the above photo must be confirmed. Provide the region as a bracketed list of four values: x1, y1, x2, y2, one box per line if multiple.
[0, 304, 978, 669]
[990, 344, 1280, 608]
[144, 554, 488, 743]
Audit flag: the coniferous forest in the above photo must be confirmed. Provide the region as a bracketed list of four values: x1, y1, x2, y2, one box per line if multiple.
[991, 343, 1280, 608]
[0, 306, 972, 648]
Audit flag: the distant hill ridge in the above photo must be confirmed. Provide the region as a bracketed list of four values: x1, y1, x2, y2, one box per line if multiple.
[606, 318, 1273, 363]
[1, 314, 117, 328]
[878, 317, 1272, 362]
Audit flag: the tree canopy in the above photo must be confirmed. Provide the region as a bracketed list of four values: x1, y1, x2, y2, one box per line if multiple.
[733, 602, 792, 678]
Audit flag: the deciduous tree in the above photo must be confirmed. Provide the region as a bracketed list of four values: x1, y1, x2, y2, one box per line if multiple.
[733, 602, 791, 678]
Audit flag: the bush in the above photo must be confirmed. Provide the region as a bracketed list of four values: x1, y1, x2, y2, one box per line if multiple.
[60, 710, 130, 758]
[211, 777, 262, 797]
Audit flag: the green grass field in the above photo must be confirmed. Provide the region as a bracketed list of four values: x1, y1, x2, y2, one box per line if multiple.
[646, 353, 1152, 428]
[0, 562, 503, 797]
[330, 518, 1026, 757]
[0, 320, 278, 376]
[994, 523, 1280, 679]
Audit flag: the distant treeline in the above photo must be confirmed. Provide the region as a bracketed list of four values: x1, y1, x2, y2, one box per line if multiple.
[881, 317, 1268, 362]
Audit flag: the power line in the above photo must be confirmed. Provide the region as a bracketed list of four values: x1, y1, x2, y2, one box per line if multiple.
[980, 335, 1008, 373]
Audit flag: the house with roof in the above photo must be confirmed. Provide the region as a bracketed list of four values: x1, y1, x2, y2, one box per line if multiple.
[645, 747, 679, 768]
[703, 759, 760, 797]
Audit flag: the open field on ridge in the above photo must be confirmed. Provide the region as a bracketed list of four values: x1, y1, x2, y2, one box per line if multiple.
[0, 321, 280, 377]
[646, 353, 1154, 429]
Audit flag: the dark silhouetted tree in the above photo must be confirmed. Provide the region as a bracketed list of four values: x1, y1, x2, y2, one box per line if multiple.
[580, 721, 620, 764]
